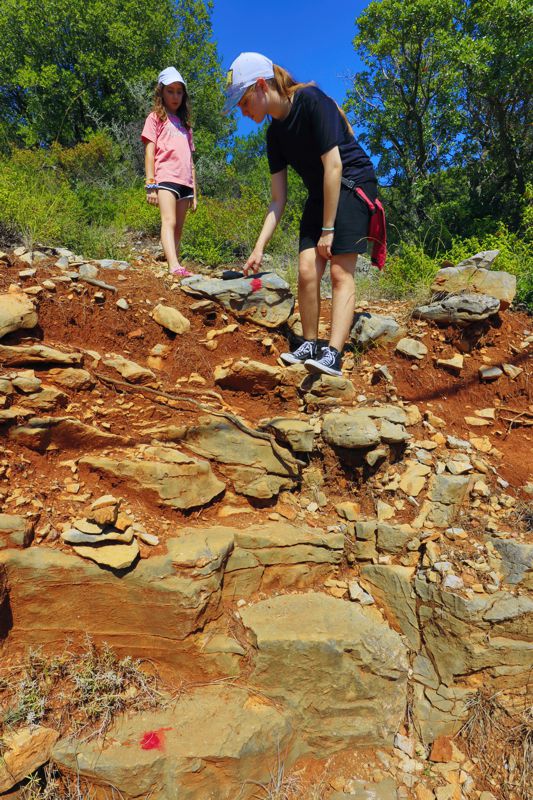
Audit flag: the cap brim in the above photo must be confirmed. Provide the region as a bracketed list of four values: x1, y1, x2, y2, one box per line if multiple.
[222, 82, 250, 115]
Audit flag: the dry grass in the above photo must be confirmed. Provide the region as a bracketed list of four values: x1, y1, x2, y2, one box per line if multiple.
[458, 690, 533, 800]
[0, 637, 166, 741]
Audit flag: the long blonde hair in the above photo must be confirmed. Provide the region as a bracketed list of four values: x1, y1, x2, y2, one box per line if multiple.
[247, 64, 354, 136]
[152, 83, 192, 129]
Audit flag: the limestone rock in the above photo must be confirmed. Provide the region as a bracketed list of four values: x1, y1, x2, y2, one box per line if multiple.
[0, 726, 59, 793]
[181, 272, 294, 329]
[149, 414, 299, 499]
[486, 538, 533, 589]
[301, 373, 356, 406]
[0, 343, 83, 366]
[0, 546, 227, 667]
[260, 417, 315, 453]
[431, 256, 516, 308]
[214, 358, 282, 392]
[73, 539, 140, 570]
[151, 303, 191, 334]
[103, 354, 156, 384]
[80, 445, 225, 509]
[46, 367, 94, 390]
[351, 312, 402, 345]
[322, 411, 380, 449]
[0, 292, 38, 339]
[396, 338, 428, 360]
[0, 514, 34, 548]
[241, 592, 408, 755]
[436, 354, 464, 374]
[479, 365, 503, 382]
[414, 293, 500, 325]
[53, 686, 293, 800]
[8, 416, 132, 452]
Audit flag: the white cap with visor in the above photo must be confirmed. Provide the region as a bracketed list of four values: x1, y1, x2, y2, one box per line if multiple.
[223, 52, 274, 114]
[158, 67, 187, 88]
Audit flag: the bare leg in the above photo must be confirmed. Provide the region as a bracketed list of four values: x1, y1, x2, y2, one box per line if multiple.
[329, 254, 358, 351]
[158, 190, 179, 271]
[173, 197, 189, 261]
[298, 247, 327, 340]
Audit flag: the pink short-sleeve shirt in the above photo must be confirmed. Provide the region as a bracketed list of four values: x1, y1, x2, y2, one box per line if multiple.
[141, 112, 195, 187]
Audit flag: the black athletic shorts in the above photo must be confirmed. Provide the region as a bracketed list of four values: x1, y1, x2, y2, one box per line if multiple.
[299, 179, 378, 255]
[157, 182, 194, 200]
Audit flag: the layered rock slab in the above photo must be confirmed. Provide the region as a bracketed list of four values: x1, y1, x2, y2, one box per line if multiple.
[53, 685, 294, 800]
[181, 272, 295, 328]
[0, 292, 38, 338]
[0, 547, 226, 668]
[240, 592, 408, 755]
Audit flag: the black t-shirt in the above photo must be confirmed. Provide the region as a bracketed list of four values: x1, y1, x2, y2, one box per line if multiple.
[267, 85, 376, 199]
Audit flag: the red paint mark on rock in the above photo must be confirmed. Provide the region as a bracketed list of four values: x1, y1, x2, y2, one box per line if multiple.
[140, 727, 172, 751]
[250, 278, 262, 293]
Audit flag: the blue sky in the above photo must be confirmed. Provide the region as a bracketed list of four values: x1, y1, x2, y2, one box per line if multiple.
[212, 0, 370, 136]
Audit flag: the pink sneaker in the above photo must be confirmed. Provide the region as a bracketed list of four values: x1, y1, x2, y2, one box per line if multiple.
[169, 265, 193, 277]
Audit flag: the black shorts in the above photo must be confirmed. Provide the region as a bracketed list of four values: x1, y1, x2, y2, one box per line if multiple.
[299, 179, 378, 255]
[157, 182, 194, 200]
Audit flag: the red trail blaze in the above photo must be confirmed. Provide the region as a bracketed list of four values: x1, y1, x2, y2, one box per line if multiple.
[140, 730, 167, 751]
[250, 277, 262, 293]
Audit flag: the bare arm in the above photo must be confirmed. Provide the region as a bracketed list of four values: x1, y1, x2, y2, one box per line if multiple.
[144, 141, 158, 206]
[244, 170, 287, 275]
[191, 160, 197, 211]
[318, 146, 342, 259]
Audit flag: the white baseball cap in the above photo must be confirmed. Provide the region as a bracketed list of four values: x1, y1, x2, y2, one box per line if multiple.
[158, 67, 187, 88]
[223, 52, 274, 114]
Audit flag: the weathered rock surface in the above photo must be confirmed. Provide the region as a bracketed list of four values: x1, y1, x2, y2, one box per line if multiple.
[302, 373, 356, 406]
[0, 547, 226, 666]
[259, 417, 315, 453]
[8, 416, 133, 451]
[0, 292, 38, 338]
[149, 414, 299, 499]
[395, 337, 428, 360]
[181, 272, 295, 328]
[431, 256, 516, 308]
[361, 565, 420, 649]
[414, 293, 500, 325]
[80, 445, 225, 509]
[0, 343, 83, 366]
[53, 686, 293, 800]
[214, 358, 282, 392]
[0, 514, 34, 548]
[0, 726, 59, 793]
[241, 592, 408, 755]
[486, 537, 533, 589]
[351, 312, 402, 345]
[103, 354, 156, 384]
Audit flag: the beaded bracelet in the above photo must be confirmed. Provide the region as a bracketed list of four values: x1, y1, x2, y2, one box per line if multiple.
[145, 183, 158, 190]
[322, 227, 335, 232]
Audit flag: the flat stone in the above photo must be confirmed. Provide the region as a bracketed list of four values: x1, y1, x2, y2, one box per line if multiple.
[436, 354, 464, 373]
[103, 354, 156, 384]
[0, 513, 34, 548]
[396, 338, 428, 360]
[479, 365, 503, 381]
[46, 368, 94, 390]
[502, 363, 523, 379]
[73, 539, 139, 570]
[260, 417, 315, 453]
[0, 344, 83, 366]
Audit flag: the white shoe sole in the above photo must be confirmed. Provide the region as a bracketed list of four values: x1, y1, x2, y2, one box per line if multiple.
[280, 352, 306, 365]
[304, 358, 342, 377]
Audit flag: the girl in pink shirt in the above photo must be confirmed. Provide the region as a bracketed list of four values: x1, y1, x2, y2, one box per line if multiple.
[141, 67, 197, 277]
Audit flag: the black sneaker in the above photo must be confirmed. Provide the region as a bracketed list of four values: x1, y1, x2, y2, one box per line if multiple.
[305, 345, 343, 377]
[280, 339, 317, 365]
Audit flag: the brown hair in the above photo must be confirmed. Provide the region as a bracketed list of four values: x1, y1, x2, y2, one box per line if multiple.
[243, 64, 354, 136]
[152, 82, 192, 129]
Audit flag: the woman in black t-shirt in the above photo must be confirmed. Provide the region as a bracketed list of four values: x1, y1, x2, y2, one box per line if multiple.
[224, 52, 378, 377]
